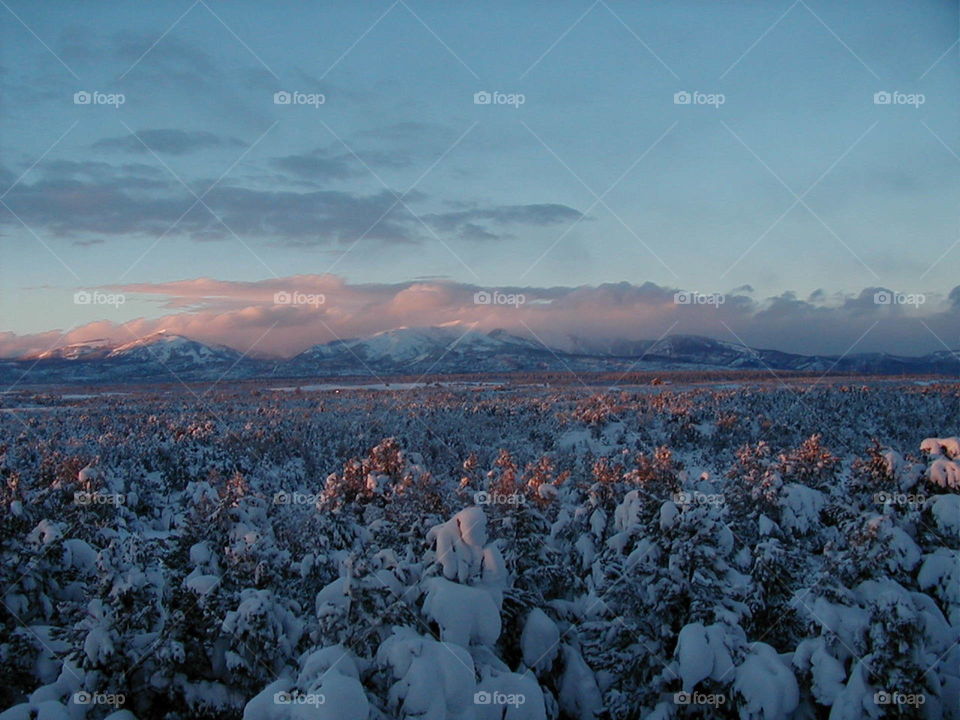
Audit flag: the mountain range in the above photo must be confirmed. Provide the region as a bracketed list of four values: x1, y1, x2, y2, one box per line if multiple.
[1, 327, 956, 385]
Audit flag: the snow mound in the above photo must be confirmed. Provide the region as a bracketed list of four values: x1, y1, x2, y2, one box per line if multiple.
[733, 642, 799, 720]
[422, 577, 501, 647]
[377, 627, 477, 720]
[921, 437, 960, 459]
[521, 609, 560, 673]
[427, 507, 488, 583]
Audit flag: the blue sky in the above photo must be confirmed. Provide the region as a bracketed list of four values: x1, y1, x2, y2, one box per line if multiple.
[0, 1, 958, 355]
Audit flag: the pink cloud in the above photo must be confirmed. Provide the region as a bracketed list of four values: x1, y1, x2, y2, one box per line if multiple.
[1, 276, 957, 359]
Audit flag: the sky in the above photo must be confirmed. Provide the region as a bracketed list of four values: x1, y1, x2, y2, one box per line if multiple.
[0, 0, 958, 358]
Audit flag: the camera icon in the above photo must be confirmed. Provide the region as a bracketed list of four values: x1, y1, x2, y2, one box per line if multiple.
[674, 291, 691, 305]
[274, 291, 292, 305]
[673, 691, 692, 705]
[273, 491, 290, 505]
[672, 491, 691, 504]
[73, 91, 91, 105]
[674, 91, 691, 105]
[73, 691, 92, 705]
[474, 691, 492, 705]
[874, 290, 892, 305]
[74, 290, 92, 305]
[874, 691, 892, 705]
[274, 91, 292, 105]
[473, 290, 491, 305]
[474, 491, 490, 505]
[873, 91, 891, 105]
[474, 91, 492, 105]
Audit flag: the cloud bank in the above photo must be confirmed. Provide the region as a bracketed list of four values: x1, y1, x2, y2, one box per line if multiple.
[2, 276, 957, 360]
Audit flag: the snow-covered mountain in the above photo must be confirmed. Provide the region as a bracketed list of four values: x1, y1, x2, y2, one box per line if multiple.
[105, 331, 242, 366]
[9, 332, 253, 383]
[27, 338, 114, 361]
[2, 327, 957, 384]
[285, 326, 556, 375]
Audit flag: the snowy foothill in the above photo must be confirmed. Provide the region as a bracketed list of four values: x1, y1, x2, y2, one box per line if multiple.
[0, 380, 958, 718]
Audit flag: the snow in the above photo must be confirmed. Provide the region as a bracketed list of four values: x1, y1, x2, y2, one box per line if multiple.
[61, 539, 98, 573]
[733, 642, 799, 720]
[4, 380, 960, 720]
[613, 490, 643, 531]
[921, 436, 960, 459]
[315, 577, 351, 618]
[931, 494, 960, 537]
[422, 577, 501, 647]
[427, 507, 488, 583]
[780, 484, 826, 534]
[475, 668, 547, 720]
[929, 458, 960, 489]
[521, 609, 560, 673]
[793, 637, 845, 706]
[676, 623, 713, 691]
[184, 574, 221, 595]
[558, 645, 603, 719]
[675, 622, 736, 691]
[377, 627, 477, 720]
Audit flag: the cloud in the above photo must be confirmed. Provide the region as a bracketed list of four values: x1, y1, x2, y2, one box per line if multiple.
[0, 159, 586, 246]
[93, 129, 245, 155]
[425, 203, 585, 240]
[2, 277, 956, 359]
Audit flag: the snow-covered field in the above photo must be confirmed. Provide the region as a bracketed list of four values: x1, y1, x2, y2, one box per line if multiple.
[1, 379, 958, 719]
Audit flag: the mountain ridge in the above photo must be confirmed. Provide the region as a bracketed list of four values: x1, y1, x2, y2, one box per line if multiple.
[3, 327, 957, 383]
